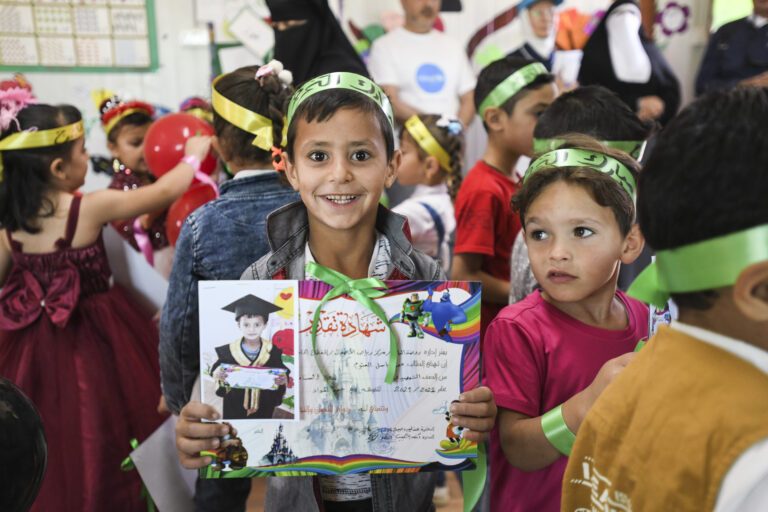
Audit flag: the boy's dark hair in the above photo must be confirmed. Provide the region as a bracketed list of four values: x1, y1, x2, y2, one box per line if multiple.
[236, 313, 267, 323]
[534, 85, 653, 142]
[513, 135, 640, 237]
[474, 57, 555, 132]
[638, 87, 768, 310]
[213, 66, 293, 167]
[285, 88, 395, 162]
[106, 111, 153, 144]
[0, 104, 82, 233]
[401, 114, 464, 201]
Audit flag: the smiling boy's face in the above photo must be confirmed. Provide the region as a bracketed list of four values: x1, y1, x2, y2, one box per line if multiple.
[285, 107, 399, 235]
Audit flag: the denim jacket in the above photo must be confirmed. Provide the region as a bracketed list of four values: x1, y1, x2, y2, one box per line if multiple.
[159, 172, 298, 414]
[241, 201, 443, 512]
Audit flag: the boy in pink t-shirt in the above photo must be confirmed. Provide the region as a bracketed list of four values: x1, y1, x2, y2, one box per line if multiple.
[484, 138, 649, 512]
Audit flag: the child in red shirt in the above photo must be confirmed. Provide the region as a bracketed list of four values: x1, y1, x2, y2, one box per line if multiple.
[484, 138, 649, 511]
[452, 57, 557, 338]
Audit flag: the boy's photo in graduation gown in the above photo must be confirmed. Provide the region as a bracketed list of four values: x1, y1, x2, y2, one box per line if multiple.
[209, 294, 291, 420]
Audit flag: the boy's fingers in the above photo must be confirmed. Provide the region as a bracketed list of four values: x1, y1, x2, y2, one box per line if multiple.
[451, 400, 496, 420]
[178, 452, 213, 470]
[451, 414, 495, 434]
[458, 386, 493, 403]
[178, 420, 229, 440]
[176, 435, 221, 457]
[462, 430, 489, 443]
[179, 401, 220, 422]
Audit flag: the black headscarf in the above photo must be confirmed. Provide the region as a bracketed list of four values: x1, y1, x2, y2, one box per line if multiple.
[267, 0, 368, 84]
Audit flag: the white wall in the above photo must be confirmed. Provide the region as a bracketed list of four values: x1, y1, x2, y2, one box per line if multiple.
[2, 0, 212, 162]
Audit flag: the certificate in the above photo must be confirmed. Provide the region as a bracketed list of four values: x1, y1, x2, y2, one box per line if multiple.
[198, 279, 481, 477]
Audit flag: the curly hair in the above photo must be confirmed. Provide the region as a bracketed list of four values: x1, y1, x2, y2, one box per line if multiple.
[403, 114, 465, 202]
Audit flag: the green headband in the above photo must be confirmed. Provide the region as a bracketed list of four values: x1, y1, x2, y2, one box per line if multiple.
[533, 138, 647, 161]
[286, 72, 394, 133]
[629, 224, 768, 308]
[525, 148, 637, 199]
[477, 62, 549, 116]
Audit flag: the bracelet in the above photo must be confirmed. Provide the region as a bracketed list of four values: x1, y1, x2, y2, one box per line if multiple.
[541, 404, 576, 456]
[181, 154, 201, 172]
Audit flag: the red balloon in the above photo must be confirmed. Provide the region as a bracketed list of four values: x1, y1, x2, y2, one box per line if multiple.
[166, 183, 218, 246]
[143, 113, 216, 178]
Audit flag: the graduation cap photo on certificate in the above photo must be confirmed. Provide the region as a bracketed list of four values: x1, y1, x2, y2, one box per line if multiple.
[199, 282, 300, 421]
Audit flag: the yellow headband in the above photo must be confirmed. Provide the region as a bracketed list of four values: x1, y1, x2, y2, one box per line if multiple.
[184, 107, 214, 124]
[103, 108, 145, 136]
[404, 115, 451, 172]
[211, 74, 284, 151]
[0, 120, 85, 182]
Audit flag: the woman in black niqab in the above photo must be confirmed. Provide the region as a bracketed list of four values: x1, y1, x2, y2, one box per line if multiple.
[267, 0, 369, 84]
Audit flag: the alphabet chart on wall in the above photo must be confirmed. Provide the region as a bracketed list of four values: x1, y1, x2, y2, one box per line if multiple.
[0, 0, 158, 71]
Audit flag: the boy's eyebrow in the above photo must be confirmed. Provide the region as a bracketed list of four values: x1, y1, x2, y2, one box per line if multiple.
[567, 217, 604, 226]
[525, 216, 604, 226]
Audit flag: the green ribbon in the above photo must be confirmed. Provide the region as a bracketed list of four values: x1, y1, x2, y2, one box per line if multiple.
[629, 223, 768, 308]
[120, 438, 157, 512]
[541, 404, 576, 456]
[525, 148, 637, 199]
[286, 72, 395, 132]
[533, 137, 647, 161]
[462, 442, 487, 512]
[305, 262, 399, 395]
[477, 62, 549, 116]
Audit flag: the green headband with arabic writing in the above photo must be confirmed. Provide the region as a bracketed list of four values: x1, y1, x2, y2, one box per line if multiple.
[533, 138, 648, 161]
[525, 148, 637, 199]
[628, 224, 768, 308]
[477, 62, 549, 116]
[286, 72, 395, 133]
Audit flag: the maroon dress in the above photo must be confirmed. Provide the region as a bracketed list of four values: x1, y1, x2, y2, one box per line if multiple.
[0, 196, 165, 512]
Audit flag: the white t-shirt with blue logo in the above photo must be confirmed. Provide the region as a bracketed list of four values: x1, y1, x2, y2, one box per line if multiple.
[369, 27, 476, 117]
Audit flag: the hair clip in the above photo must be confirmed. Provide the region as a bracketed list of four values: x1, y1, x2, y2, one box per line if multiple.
[436, 115, 463, 136]
[256, 60, 293, 86]
[0, 86, 37, 132]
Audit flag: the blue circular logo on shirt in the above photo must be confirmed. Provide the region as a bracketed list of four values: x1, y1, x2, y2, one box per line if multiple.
[416, 64, 446, 93]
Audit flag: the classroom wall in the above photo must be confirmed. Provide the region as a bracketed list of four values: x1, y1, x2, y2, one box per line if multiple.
[3, 0, 717, 159]
[2, 0, 214, 165]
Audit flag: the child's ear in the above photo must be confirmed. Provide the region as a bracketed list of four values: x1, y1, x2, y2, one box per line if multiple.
[49, 157, 67, 181]
[283, 153, 300, 192]
[620, 224, 645, 265]
[733, 261, 768, 321]
[210, 136, 228, 162]
[424, 156, 442, 181]
[482, 107, 505, 133]
[385, 149, 401, 189]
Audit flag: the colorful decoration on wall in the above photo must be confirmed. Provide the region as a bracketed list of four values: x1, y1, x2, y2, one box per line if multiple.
[656, 2, 691, 37]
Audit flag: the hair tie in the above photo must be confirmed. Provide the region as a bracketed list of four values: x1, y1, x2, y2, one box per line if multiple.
[256, 60, 293, 86]
[436, 115, 463, 136]
[271, 146, 286, 172]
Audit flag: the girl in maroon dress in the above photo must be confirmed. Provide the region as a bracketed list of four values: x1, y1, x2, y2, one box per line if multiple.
[0, 89, 211, 511]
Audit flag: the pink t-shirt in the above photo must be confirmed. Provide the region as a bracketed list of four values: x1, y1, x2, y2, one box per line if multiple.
[484, 289, 649, 512]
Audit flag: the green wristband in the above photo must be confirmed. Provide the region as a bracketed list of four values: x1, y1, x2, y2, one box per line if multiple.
[541, 404, 575, 456]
